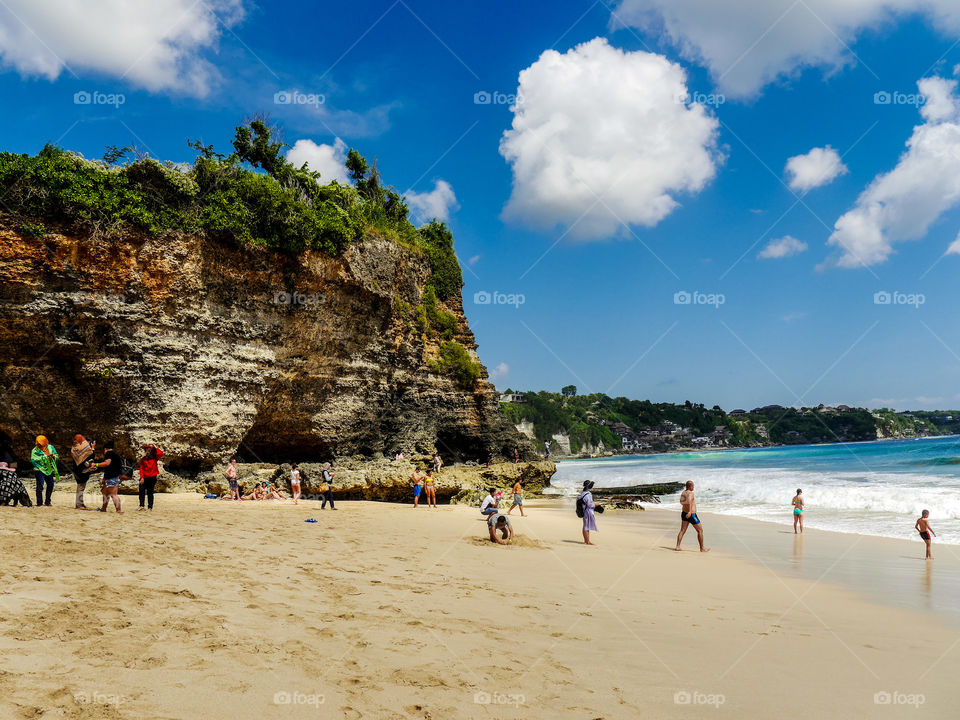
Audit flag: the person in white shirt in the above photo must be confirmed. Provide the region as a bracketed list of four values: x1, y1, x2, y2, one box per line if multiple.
[480, 489, 499, 517]
[290, 463, 302, 504]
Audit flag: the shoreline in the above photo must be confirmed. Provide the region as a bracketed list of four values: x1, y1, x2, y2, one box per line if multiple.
[2, 493, 959, 718]
[626, 504, 960, 627]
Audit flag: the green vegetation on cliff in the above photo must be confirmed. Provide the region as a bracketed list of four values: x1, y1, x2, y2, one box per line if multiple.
[501, 389, 959, 454]
[0, 120, 461, 299]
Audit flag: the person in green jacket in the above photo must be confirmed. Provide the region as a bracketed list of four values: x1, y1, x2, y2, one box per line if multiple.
[31, 435, 60, 507]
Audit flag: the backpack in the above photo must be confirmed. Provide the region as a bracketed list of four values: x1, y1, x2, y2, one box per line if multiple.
[575, 494, 585, 518]
[119, 456, 136, 480]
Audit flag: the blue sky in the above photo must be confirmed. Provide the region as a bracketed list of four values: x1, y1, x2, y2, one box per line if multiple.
[3, 1, 960, 411]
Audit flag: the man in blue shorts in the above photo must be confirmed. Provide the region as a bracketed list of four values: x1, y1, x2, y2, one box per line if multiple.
[676, 481, 709, 552]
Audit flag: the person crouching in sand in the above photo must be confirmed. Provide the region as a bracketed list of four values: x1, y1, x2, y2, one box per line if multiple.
[792, 488, 804, 534]
[488, 513, 514, 545]
[676, 481, 709, 552]
[915, 510, 936, 559]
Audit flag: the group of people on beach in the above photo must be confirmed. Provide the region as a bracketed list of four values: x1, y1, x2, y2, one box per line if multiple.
[477, 479, 527, 544]
[0, 434, 165, 514]
[568, 481, 937, 559]
[222, 458, 336, 508]
[410, 453, 443, 508]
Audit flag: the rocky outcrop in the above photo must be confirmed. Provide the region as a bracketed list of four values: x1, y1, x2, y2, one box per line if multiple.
[0, 218, 535, 471]
[80, 459, 556, 502]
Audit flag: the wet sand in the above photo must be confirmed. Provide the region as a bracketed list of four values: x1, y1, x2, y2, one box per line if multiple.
[1, 493, 957, 719]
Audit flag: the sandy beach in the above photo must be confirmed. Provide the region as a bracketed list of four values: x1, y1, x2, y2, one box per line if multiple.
[2, 493, 958, 719]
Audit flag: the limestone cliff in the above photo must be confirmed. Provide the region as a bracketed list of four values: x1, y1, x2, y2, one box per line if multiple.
[0, 217, 533, 471]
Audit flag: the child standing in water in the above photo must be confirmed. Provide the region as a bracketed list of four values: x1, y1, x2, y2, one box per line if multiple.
[915, 510, 935, 559]
[791, 489, 804, 534]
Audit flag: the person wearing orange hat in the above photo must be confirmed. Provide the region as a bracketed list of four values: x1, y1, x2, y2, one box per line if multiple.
[30, 435, 60, 506]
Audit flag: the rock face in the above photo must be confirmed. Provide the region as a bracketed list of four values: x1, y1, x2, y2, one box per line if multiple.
[189, 458, 556, 503]
[0, 218, 534, 471]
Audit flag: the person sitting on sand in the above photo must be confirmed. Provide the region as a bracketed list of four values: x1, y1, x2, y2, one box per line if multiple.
[676, 481, 709, 552]
[916, 510, 936, 559]
[411, 467, 423, 508]
[262, 481, 286, 501]
[89, 441, 124, 514]
[0, 462, 32, 506]
[578, 480, 598, 545]
[225, 458, 240, 501]
[507, 479, 526, 517]
[241, 483, 265, 501]
[290, 464, 302, 504]
[488, 513, 514, 545]
[792, 488, 804, 534]
[480, 488, 499, 517]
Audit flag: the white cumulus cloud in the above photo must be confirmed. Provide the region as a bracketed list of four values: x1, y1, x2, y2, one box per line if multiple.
[758, 236, 808, 259]
[612, 0, 960, 97]
[406, 180, 458, 223]
[825, 77, 960, 268]
[286, 138, 351, 185]
[489, 362, 509, 382]
[945, 230, 960, 256]
[0, 0, 245, 96]
[499, 37, 721, 240]
[785, 146, 848, 192]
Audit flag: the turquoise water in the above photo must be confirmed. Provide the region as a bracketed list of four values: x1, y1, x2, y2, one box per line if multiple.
[551, 436, 960, 544]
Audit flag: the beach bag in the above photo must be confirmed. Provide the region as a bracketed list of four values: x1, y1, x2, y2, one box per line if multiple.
[575, 494, 585, 518]
[318, 482, 330, 494]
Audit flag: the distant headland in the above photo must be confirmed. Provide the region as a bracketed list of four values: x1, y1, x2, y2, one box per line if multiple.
[499, 387, 959, 459]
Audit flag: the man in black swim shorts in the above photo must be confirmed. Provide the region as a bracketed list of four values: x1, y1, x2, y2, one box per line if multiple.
[676, 481, 709, 553]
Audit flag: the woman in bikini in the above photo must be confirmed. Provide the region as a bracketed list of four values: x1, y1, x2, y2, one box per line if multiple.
[792, 488, 804, 534]
[424, 469, 437, 509]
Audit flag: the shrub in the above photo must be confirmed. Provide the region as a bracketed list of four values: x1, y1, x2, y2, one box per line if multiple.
[18, 221, 45, 238]
[0, 124, 466, 305]
[422, 284, 458, 340]
[436, 341, 480, 389]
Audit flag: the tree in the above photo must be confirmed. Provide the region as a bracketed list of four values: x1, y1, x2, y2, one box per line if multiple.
[562, 385, 578, 397]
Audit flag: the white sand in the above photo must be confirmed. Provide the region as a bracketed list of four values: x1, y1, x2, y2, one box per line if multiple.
[1, 493, 956, 719]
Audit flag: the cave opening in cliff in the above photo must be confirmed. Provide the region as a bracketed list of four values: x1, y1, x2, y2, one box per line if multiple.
[435, 430, 486, 464]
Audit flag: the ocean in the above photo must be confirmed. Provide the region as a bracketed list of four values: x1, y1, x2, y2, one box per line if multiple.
[550, 436, 960, 545]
